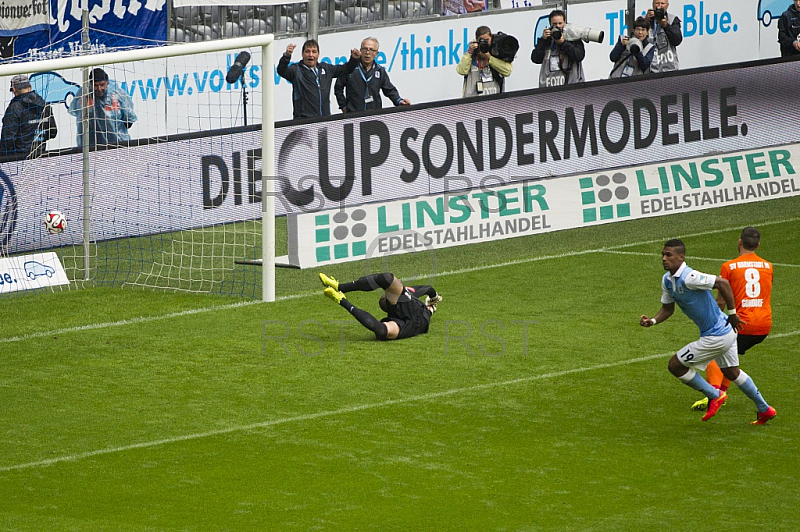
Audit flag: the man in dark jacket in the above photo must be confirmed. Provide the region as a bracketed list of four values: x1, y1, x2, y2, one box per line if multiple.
[334, 37, 410, 113]
[1, 74, 57, 159]
[778, 0, 800, 57]
[608, 16, 655, 78]
[277, 39, 360, 119]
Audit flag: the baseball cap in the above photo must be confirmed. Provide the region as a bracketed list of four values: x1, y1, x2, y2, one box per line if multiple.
[10, 74, 31, 91]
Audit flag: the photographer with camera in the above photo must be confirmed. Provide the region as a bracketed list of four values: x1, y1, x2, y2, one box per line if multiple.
[456, 26, 513, 97]
[778, 0, 800, 57]
[531, 9, 585, 88]
[609, 17, 654, 78]
[646, 0, 682, 73]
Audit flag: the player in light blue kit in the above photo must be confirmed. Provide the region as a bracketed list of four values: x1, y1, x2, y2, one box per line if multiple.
[640, 239, 777, 424]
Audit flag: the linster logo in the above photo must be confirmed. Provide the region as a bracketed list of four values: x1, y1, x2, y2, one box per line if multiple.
[579, 172, 631, 223]
[314, 209, 369, 263]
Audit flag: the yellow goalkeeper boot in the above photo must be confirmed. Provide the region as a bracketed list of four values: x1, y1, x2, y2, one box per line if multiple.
[323, 287, 345, 304]
[319, 273, 339, 290]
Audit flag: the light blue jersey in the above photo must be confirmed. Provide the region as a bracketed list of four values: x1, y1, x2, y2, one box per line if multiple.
[661, 263, 731, 337]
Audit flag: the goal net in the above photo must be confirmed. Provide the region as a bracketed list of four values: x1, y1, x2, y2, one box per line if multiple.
[0, 35, 276, 300]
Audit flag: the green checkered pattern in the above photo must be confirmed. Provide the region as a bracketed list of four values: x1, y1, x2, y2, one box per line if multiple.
[579, 176, 631, 223]
[314, 214, 368, 263]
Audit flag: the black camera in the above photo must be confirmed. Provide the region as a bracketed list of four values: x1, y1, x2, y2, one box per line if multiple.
[477, 38, 491, 54]
[490, 32, 519, 62]
[550, 27, 562, 41]
[627, 36, 642, 55]
[654, 7, 666, 21]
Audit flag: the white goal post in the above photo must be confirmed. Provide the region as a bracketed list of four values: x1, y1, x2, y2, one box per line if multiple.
[0, 35, 277, 302]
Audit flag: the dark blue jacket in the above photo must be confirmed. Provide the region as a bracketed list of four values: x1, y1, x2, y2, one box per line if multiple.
[1, 91, 56, 159]
[278, 55, 358, 119]
[334, 62, 405, 113]
[778, 5, 800, 57]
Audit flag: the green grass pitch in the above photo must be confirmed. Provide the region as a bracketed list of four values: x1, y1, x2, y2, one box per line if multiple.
[2, 196, 799, 530]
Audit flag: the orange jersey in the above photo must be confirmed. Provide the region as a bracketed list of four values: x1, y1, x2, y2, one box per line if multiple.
[720, 252, 773, 335]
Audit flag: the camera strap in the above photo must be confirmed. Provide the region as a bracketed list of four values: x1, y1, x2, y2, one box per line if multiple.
[473, 56, 489, 69]
[609, 59, 625, 77]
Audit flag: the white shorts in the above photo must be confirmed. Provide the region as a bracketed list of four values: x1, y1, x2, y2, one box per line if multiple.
[675, 330, 739, 371]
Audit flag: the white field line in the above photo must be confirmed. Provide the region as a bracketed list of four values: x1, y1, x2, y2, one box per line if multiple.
[0, 301, 263, 345]
[603, 215, 800, 250]
[0, 351, 728, 472]
[2, 216, 798, 345]
[3, 328, 798, 473]
[0, 248, 608, 344]
[603, 250, 800, 269]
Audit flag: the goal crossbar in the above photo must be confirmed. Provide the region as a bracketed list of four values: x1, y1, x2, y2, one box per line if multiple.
[0, 35, 274, 76]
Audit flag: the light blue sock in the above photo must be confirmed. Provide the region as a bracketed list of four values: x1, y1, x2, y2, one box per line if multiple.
[733, 371, 769, 413]
[679, 369, 720, 399]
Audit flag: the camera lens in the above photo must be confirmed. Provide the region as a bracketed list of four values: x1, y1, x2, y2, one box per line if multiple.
[551, 28, 562, 41]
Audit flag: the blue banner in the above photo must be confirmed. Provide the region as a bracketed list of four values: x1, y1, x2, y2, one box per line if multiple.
[11, 0, 167, 59]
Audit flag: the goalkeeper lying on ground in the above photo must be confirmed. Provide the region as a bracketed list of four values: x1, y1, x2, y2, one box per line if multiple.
[319, 272, 442, 341]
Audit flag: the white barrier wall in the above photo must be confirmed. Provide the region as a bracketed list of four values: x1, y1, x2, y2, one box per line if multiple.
[0, 0, 783, 147]
[3, 57, 799, 256]
[272, 57, 800, 213]
[567, 0, 778, 80]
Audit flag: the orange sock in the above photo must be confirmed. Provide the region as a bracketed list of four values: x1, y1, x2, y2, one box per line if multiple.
[720, 377, 731, 392]
[706, 360, 724, 389]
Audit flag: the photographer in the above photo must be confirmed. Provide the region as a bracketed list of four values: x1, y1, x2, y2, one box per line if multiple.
[456, 26, 513, 97]
[778, 0, 800, 57]
[646, 0, 682, 72]
[531, 9, 585, 88]
[609, 17, 654, 78]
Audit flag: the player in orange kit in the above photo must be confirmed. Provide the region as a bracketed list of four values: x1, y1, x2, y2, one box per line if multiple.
[691, 227, 775, 424]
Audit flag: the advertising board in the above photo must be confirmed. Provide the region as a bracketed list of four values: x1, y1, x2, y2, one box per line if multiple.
[3, 58, 798, 256]
[271, 57, 800, 214]
[285, 143, 800, 268]
[0, 252, 70, 293]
